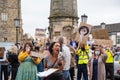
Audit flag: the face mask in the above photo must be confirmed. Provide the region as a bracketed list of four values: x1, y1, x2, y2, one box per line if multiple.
[95, 51, 100, 55]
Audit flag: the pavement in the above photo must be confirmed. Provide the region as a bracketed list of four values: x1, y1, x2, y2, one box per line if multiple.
[1, 68, 112, 80]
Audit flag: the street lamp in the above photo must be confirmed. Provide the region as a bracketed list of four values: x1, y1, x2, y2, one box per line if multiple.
[81, 14, 88, 23]
[101, 22, 106, 29]
[14, 17, 20, 44]
[48, 26, 51, 40]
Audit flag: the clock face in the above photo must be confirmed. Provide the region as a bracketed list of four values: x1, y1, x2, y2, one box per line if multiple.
[79, 26, 89, 36]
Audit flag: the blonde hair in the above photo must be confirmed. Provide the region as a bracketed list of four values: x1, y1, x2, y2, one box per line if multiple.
[9, 45, 18, 54]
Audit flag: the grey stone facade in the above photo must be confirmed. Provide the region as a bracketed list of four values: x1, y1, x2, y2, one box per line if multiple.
[48, 0, 79, 40]
[93, 23, 120, 46]
[93, 23, 120, 33]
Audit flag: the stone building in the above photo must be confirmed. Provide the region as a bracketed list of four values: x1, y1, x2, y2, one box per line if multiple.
[22, 33, 34, 45]
[93, 22, 120, 46]
[0, 0, 23, 43]
[48, 0, 79, 41]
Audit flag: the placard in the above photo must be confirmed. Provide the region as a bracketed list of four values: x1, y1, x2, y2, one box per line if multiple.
[75, 23, 92, 42]
[31, 51, 39, 58]
[80, 22, 92, 32]
[93, 39, 113, 47]
[91, 29, 109, 40]
[37, 68, 58, 77]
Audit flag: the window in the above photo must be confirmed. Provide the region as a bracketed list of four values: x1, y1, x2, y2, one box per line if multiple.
[117, 36, 120, 44]
[1, 13, 7, 21]
[55, 32, 60, 36]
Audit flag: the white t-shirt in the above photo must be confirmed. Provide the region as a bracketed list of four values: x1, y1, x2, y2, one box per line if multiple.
[62, 44, 71, 70]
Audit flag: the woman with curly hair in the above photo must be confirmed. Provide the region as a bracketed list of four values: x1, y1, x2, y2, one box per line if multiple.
[43, 42, 65, 80]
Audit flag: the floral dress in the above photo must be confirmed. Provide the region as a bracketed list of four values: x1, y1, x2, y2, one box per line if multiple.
[15, 56, 38, 80]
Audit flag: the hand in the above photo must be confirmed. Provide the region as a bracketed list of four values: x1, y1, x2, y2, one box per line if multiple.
[58, 61, 62, 66]
[26, 48, 30, 52]
[100, 48, 105, 54]
[44, 68, 48, 71]
[57, 60, 63, 71]
[5, 59, 9, 62]
[88, 71, 91, 77]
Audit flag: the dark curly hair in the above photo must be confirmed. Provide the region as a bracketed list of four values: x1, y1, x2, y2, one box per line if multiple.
[48, 42, 58, 56]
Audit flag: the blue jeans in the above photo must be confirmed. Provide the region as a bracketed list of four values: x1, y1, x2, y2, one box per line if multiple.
[62, 70, 70, 80]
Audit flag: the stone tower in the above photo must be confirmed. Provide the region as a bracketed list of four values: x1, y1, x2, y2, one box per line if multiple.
[0, 0, 23, 43]
[48, 0, 79, 41]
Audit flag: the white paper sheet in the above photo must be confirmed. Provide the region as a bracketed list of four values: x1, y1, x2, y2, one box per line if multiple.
[36, 68, 58, 77]
[31, 51, 39, 58]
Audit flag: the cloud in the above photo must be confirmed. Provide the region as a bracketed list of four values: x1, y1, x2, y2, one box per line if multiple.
[21, 0, 50, 37]
[78, 0, 120, 25]
[21, 0, 120, 37]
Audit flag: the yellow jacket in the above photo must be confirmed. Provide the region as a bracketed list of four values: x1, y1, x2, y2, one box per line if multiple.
[18, 51, 40, 64]
[105, 50, 114, 63]
[76, 45, 90, 64]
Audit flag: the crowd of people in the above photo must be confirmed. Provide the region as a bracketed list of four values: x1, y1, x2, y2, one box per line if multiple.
[0, 36, 120, 80]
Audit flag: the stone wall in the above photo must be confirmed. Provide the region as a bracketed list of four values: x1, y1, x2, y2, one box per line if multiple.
[49, 0, 79, 41]
[0, 0, 23, 43]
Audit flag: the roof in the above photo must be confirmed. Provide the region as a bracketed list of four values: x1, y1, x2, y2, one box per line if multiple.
[93, 23, 120, 33]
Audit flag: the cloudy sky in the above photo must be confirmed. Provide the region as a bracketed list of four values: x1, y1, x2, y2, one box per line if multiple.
[21, 0, 120, 38]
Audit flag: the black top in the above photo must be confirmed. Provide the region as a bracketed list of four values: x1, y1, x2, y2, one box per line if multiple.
[92, 58, 98, 80]
[7, 53, 20, 67]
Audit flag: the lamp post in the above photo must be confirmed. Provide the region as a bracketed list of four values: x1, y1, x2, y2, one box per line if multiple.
[48, 27, 51, 40]
[101, 22, 106, 29]
[14, 17, 20, 44]
[81, 14, 88, 23]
